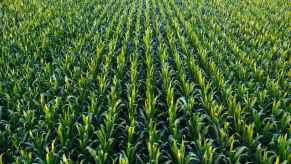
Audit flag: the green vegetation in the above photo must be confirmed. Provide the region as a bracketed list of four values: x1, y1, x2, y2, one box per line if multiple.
[0, 0, 290, 163]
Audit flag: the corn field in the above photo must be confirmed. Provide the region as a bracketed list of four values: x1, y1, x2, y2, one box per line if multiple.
[0, 0, 290, 163]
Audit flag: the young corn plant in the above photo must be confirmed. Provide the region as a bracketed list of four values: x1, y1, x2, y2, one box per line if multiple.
[255, 144, 274, 164]
[168, 138, 193, 164]
[276, 134, 291, 162]
[192, 137, 216, 164]
[75, 115, 93, 150]
[45, 140, 58, 164]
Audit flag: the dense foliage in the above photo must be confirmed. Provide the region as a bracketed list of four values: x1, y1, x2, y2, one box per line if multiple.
[0, 0, 290, 163]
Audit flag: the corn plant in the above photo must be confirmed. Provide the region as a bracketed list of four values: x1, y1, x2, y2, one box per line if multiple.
[0, 0, 289, 163]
